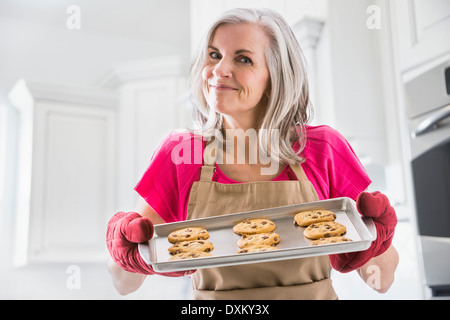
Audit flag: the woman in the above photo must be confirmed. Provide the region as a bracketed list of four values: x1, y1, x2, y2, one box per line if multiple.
[107, 8, 398, 299]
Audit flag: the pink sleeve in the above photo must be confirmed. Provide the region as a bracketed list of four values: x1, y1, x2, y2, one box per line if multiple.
[301, 125, 371, 201]
[134, 131, 203, 223]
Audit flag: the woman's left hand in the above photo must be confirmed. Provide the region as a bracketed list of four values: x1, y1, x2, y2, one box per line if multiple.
[329, 191, 398, 273]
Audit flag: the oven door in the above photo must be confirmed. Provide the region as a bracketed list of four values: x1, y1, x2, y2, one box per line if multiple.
[412, 137, 450, 238]
[410, 105, 450, 294]
[407, 61, 450, 296]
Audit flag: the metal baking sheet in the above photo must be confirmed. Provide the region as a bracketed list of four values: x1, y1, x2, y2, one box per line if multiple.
[139, 197, 376, 272]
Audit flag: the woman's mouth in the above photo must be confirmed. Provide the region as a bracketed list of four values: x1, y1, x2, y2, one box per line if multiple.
[209, 83, 238, 91]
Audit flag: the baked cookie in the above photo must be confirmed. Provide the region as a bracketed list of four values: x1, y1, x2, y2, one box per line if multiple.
[233, 219, 276, 235]
[310, 236, 353, 246]
[303, 221, 347, 240]
[237, 245, 278, 254]
[237, 232, 280, 248]
[294, 210, 336, 227]
[169, 251, 212, 261]
[168, 240, 214, 255]
[168, 227, 209, 244]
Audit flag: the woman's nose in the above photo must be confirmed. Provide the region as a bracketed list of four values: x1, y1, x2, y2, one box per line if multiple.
[213, 59, 232, 78]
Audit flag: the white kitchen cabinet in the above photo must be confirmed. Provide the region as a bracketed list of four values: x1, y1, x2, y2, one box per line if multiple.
[8, 80, 117, 265]
[392, 0, 450, 72]
[103, 55, 190, 210]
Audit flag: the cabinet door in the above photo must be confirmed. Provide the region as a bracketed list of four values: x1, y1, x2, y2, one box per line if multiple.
[117, 76, 189, 209]
[394, 0, 450, 71]
[29, 101, 116, 262]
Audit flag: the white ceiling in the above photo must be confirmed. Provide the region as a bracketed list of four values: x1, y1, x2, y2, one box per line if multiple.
[0, 0, 191, 105]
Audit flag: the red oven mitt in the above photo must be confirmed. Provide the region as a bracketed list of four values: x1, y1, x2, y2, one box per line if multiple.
[106, 211, 194, 277]
[329, 191, 397, 273]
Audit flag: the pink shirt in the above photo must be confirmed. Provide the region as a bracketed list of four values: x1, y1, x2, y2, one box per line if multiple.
[135, 125, 371, 223]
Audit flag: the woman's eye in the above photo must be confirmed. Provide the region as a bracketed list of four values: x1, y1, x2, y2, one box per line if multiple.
[238, 56, 253, 64]
[209, 52, 221, 59]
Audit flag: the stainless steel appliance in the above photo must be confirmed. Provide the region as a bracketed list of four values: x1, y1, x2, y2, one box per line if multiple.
[405, 60, 450, 298]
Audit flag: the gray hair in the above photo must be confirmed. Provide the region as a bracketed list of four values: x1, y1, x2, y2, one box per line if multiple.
[189, 7, 312, 164]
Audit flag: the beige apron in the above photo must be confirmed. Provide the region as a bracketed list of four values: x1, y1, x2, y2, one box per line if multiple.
[186, 144, 337, 300]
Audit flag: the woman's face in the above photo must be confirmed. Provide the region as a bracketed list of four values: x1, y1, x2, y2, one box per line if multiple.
[202, 23, 271, 125]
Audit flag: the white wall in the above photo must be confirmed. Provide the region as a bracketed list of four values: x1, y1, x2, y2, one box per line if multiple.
[326, 0, 387, 165]
[190, 0, 327, 55]
[0, 0, 191, 105]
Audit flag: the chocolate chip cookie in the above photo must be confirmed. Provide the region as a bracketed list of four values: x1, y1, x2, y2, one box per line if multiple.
[168, 240, 214, 255]
[309, 236, 353, 246]
[237, 232, 280, 248]
[168, 227, 210, 244]
[237, 245, 278, 254]
[294, 210, 336, 227]
[303, 221, 347, 240]
[233, 219, 276, 235]
[169, 251, 212, 261]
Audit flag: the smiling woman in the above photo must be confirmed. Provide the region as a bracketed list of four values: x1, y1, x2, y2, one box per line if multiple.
[190, 8, 311, 165]
[202, 23, 271, 129]
[107, 7, 398, 301]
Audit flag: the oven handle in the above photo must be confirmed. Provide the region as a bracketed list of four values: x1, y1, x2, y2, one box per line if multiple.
[414, 104, 450, 137]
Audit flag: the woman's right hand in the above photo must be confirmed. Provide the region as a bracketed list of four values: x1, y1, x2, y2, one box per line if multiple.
[106, 211, 193, 277]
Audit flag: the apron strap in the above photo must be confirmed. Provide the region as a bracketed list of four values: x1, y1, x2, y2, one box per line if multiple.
[199, 139, 218, 181]
[289, 162, 309, 182]
[200, 166, 215, 181]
